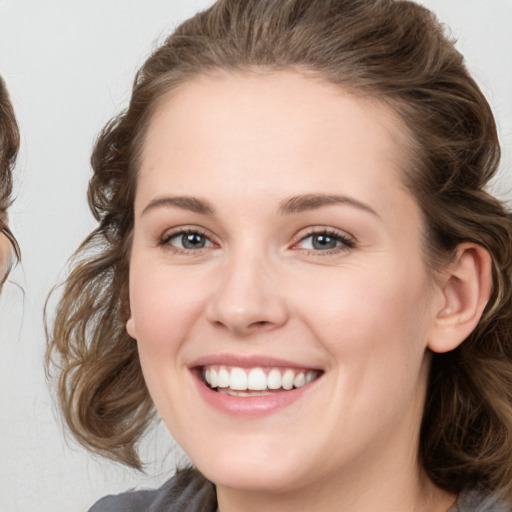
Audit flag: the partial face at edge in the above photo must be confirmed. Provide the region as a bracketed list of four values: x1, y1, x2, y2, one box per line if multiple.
[126, 71, 444, 493]
[0, 222, 13, 286]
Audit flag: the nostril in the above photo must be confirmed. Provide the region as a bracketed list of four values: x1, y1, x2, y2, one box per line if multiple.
[250, 320, 270, 328]
[211, 318, 273, 335]
[206, 295, 289, 334]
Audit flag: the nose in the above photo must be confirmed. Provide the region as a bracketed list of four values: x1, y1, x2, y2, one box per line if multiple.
[205, 251, 289, 337]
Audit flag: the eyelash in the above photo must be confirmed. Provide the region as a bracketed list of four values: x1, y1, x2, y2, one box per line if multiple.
[159, 227, 356, 255]
[292, 228, 356, 255]
[159, 227, 216, 255]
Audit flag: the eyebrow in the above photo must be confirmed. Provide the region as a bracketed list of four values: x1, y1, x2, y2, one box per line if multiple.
[141, 193, 379, 218]
[279, 193, 379, 217]
[141, 196, 215, 216]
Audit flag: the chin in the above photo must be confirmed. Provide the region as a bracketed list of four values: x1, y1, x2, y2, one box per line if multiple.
[185, 439, 318, 494]
[198, 460, 305, 493]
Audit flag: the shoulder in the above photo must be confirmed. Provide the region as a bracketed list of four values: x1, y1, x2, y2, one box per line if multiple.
[455, 490, 511, 512]
[88, 468, 216, 512]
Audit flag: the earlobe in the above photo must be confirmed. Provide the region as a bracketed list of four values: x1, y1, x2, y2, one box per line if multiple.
[428, 243, 493, 354]
[126, 316, 137, 339]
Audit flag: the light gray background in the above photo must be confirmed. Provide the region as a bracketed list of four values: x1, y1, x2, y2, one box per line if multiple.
[1, 1, 511, 511]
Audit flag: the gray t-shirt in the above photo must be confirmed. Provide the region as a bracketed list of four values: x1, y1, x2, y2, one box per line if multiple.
[89, 469, 510, 512]
[448, 491, 510, 512]
[89, 470, 216, 512]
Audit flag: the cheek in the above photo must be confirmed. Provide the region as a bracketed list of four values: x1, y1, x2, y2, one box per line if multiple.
[128, 260, 209, 356]
[292, 259, 433, 363]
[296, 263, 433, 434]
[128, 260, 208, 419]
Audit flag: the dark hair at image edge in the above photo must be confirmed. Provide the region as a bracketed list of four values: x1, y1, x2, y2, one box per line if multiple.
[0, 76, 20, 277]
[45, 0, 512, 499]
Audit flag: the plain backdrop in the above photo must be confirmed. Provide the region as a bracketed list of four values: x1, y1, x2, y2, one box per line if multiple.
[1, 1, 511, 511]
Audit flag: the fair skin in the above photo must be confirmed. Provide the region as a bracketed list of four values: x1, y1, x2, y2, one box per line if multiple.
[0, 225, 12, 285]
[127, 71, 491, 512]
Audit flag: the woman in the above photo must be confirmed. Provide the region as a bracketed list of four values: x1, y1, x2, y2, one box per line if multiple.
[46, 0, 512, 510]
[0, 76, 20, 287]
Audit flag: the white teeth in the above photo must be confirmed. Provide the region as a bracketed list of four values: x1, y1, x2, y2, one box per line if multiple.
[282, 369, 295, 390]
[219, 389, 273, 397]
[267, 368, 282, 389]
[210, 368, 218, 388]
[247, 368, 267, 391]
[217, 367, 230, 388]
[203, 365, 320, 393]
[293, 372, 306, 388]
[229, 367, 248, 390]
[305, 372, 316, 384]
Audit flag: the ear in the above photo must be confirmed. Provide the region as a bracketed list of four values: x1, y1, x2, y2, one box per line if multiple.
[126, 315, 137, 339]
[428, 243, 493, 353]
[122, 284, 137, 339]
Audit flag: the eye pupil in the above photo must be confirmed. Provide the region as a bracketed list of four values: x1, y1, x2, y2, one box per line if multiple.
[182, 233, 205, 249]
[312, 234, 337, 250]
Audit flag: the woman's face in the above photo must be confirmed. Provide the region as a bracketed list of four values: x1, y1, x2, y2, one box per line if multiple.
[128, 72, 446, 494]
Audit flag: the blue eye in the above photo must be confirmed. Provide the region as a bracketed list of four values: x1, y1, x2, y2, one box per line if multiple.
[310, 233, 338, 250]
[295, 230, 354, 252]
[165, 230, 214, 250]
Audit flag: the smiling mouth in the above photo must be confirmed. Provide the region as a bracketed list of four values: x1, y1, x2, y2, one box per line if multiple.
[201, 365, 322, 397]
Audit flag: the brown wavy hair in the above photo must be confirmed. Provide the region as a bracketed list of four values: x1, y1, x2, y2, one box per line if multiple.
[0, 76, 20, 282]
[46, 0, 512, 498]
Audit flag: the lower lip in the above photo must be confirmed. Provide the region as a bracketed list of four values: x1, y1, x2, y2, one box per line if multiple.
[193, 372, 318, 417]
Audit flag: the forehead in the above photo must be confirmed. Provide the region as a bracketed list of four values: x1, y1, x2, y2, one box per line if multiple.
[136, 71, 413, 212]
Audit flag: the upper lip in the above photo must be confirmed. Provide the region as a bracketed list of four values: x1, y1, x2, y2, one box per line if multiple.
[188, 353, 323, 371]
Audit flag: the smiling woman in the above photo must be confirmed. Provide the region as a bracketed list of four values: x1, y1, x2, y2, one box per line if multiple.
[0, 76, 20, 287]
[46, 1, 512, 511]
